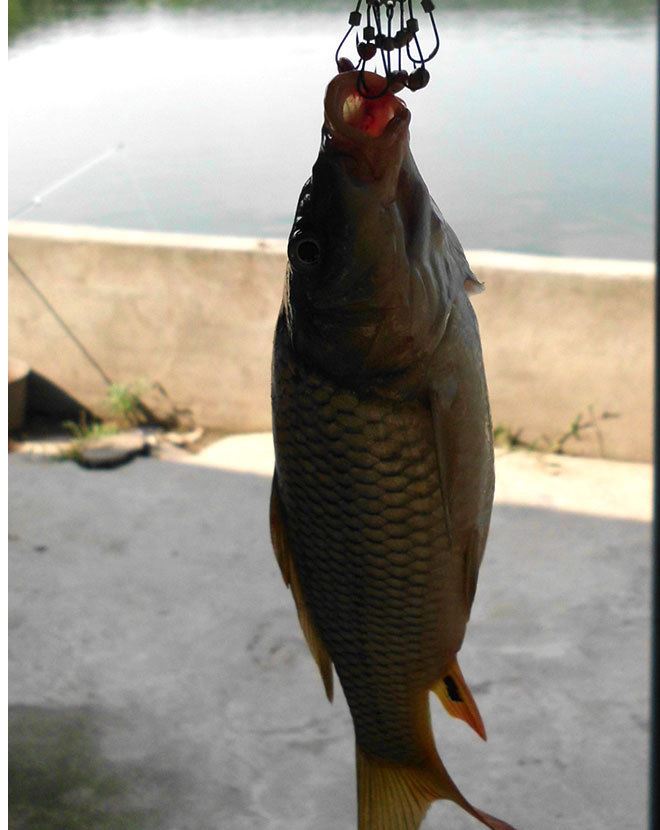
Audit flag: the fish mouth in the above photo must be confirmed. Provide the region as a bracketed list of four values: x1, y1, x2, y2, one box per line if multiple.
[324, 71, 410, 150]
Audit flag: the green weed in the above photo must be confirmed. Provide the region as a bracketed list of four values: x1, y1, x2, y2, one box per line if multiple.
[106, 382, 146, 426]
[493, 406, 619, 456]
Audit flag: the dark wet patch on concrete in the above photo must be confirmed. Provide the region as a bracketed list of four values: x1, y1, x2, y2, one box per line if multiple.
[287, 736, 336, 756]
[8, 705, 183, 830]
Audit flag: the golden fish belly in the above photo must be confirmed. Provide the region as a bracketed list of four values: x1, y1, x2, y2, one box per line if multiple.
[273, 337, 467, 766]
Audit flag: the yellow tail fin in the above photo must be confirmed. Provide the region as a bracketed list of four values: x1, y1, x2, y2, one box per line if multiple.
[432, 658, 487, 741]
[356, 745, 442, 830]
[356, 742, 519, 830]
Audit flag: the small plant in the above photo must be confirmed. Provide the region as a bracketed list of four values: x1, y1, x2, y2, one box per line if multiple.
[493, 407, 619, 456]
[104, 380, 187, 430]
[56, 379, 192, 464]
[60, 414, 119, 462]
[62, 414, 119, 442]
[493, 424, 528, 451]
[107, 382, 146, 426]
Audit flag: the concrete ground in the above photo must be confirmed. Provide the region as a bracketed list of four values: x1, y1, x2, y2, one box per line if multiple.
[8, 436, 652, 830]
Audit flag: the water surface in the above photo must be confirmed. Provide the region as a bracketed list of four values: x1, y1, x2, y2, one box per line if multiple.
[8, 0, 656, 258]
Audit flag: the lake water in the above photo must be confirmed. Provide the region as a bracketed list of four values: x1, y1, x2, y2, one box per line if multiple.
[8, 0, 657, 259]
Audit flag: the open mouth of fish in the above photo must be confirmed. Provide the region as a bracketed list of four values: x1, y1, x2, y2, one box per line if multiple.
[324, 70, 411, 144]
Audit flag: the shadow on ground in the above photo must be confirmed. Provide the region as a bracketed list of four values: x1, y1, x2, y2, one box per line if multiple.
[8, 704, 185, 830]
[8, 455, 651, 830]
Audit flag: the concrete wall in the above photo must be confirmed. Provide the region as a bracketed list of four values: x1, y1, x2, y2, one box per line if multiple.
[8, 221, 654, 461]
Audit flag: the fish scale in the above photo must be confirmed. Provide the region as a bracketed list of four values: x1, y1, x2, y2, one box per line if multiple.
[273, 333, 461, 765]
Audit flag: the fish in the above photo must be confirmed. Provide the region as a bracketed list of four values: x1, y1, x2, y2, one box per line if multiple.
[270, 70, 518, 830]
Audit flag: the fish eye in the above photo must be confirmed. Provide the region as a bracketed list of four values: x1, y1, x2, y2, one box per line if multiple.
[290, 235, 322, 269]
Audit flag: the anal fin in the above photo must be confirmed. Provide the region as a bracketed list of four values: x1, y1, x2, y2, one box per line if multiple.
[432, 658, 487, 741]
[270, 473, 334, 702]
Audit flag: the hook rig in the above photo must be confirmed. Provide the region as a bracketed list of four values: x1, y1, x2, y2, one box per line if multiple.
[335, 0, 440, 98]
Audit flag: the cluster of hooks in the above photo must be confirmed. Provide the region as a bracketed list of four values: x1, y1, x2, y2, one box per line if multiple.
[335, 0, 439, 98]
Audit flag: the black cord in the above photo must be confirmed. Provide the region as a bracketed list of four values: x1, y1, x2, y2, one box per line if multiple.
[8, 252, 114, 387]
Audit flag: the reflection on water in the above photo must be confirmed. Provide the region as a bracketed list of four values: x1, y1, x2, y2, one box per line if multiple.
[8, 0, 656, 258]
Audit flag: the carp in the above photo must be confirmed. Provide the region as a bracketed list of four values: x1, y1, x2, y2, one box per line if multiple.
[270, 70, 518, 830]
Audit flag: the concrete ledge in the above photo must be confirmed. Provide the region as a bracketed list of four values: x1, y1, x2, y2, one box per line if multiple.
[8, 221, 654, 461]
[467, 249, 654, 279]
[8, 220, 288, 255]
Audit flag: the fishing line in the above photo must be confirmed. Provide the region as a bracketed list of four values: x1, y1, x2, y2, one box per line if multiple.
[398, 0, 404, 72]
[8, 252, 114, 387]
[10, 142, 160, 232]
[9, 144, 124, 221]
[7, 142, 157, 388]
[336, 0, 363, 68]
[115, 146, 160, 231]
[8, 148, 169, 425]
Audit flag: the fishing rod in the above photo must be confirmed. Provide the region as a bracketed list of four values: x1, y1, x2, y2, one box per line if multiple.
[335, 0, 440, 98]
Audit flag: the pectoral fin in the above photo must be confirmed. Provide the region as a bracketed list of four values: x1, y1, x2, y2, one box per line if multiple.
[432, 658, 487, 741]
[269, 472, 334, 702]
[464, 272, 485, 294]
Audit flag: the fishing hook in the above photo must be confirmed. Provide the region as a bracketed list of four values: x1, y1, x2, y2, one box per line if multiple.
[335, 0, 438, 96]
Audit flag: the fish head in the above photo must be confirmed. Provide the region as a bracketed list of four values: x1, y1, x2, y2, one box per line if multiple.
[285, 71, 452, 389]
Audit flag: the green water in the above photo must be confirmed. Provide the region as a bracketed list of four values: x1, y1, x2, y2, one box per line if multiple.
[8, 0, 656, 39]
[8, 0, 656, 258]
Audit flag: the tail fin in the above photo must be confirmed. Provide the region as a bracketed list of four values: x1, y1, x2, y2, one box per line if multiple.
[356, 744, 519, 830]
[356, 745, 440, 830]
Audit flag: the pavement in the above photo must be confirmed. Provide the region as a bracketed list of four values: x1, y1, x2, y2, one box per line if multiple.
[8, 435, 652, 830]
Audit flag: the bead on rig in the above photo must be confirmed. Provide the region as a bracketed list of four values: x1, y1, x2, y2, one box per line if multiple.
[335, 0, 439, 98]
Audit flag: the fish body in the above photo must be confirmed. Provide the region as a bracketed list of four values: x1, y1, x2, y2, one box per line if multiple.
[270, 71, 517, 830]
